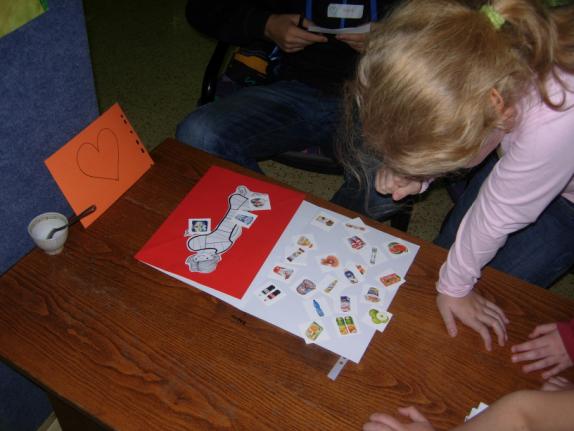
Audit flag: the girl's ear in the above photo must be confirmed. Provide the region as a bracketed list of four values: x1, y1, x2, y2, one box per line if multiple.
[490, 88, 515, 131]
[490, 88, 505, 113]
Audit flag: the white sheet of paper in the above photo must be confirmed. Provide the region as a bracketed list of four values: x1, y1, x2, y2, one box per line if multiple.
[142, 201, 419, 363]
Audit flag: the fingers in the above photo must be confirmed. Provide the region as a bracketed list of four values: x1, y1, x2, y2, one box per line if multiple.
[366, 413, 404, 431]
[529, 323, 557, 338]
[541, 376, 574, 392]
[363, 422, 391, 431]
[541, 363, 568, 380]
[392, 188, 408, 201]
[266, 14, 327, 53]
[436, 296, 458, 338]
[292, 27, 328, 43]
[336, 33, 367, 52]
[281, 31, 326, 52]
[466, 318, 493, 352]
[375, 169, 421, 200]
[484, 300, 509, 325]
[398, 406, 430, 423]
[479, 305, 507, 346]
[511, 336, 546, 355]
[521, 356, 556, 374]
[478, 311, 506, 347]
[336, 33, 367, 43]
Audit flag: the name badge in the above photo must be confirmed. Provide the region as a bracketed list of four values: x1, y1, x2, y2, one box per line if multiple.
[327, 4, 364, 19]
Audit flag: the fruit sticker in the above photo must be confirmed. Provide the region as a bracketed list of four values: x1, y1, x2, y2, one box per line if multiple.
[362, 308, 393, 332]
[387, 241, 409, 256]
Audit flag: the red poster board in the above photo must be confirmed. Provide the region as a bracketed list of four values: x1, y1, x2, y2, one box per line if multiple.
[135, 166, 305, 299]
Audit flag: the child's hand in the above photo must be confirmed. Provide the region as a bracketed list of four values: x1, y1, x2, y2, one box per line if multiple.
[375, 168, 422, 201]
[363, 407, 435, 431]
[511, 323, 573, 378]
[541, 376, 574, 391]
[436, 291, 508, 351]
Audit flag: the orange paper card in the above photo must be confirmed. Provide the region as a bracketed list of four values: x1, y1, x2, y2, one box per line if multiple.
[45, 103, 154, 227]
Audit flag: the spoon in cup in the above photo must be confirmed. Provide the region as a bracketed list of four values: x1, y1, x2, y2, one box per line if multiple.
[46, 205, 97, 239]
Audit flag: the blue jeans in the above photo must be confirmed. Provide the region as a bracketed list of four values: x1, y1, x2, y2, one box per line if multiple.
[176, 80, 405, 221]
[435, 154, 574, 288]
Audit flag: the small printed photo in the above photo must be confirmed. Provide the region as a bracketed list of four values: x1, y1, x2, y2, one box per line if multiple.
[338, 294, 357, 314]
[360, 285, 384, 305]
[299, 320, 328, 344]
[343, 261, 366, 283]
[315, 253, 340, 272]
[333, 315, 360, 337]
[232, 210, 257, 228]
[293, 278, 318, 298]
[269, 264, 296, 282]
[318, 274, 341, 297]
[284, 246, 308, 266]
[304, 297, 333, 320]
[185, 218, 211, 236]
[362, 308, 393, 332]
[361, 246, 386, 267]
[310, 211, 337, 231]
[342, 267, 360, 285]
[377, 270, 403, 288]
[344, 223, 367, 234]
[344, 218, 368, 234]
[344, 235, 368, 252]
[386, 241, 409, 256]
[292, 233, 316, 250]
[248, 192, 271, 211]
[254, 283, 285, 306]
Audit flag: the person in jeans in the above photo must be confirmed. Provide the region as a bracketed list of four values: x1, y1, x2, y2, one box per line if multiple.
[176, 0, 405, 221]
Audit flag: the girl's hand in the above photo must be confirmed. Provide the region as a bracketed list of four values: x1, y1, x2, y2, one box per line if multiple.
[375, 168, 422, 201]
[511, 323, 573, 378]
[363, 407, 435, 431]
[541, 376, 574, 392]
[436, 291, 509, 351]
[264, 14, 327, 53]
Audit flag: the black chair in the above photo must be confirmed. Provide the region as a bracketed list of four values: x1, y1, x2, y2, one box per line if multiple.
[198, 40, 412, 232]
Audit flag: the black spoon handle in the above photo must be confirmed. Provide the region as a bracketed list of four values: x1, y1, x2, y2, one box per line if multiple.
[68, 204, 97, 227]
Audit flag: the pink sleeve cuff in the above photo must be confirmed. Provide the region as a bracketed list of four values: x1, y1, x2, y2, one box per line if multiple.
[557, 319, 574, 361]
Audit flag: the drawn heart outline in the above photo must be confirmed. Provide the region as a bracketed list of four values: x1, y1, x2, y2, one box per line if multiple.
[76, 128, 120, 181]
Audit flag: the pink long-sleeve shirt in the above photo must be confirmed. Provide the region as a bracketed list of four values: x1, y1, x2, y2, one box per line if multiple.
[437, 71, 574, 297]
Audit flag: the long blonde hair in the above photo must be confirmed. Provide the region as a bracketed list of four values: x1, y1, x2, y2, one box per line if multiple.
[341, 0, 574, 179]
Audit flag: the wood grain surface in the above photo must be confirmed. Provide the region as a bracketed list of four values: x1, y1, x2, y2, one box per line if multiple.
[1, 138, 573, 431]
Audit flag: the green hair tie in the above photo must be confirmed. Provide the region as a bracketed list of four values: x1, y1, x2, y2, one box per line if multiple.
[480, 5, 505, 30]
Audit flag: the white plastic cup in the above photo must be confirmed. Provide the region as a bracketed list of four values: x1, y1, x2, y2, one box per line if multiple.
[27, 212, 69, 255]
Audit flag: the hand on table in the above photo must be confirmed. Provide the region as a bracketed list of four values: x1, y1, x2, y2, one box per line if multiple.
[336, 32, 368, 52]
[363, 407, 435, 431]
[264, 14, 327, 53]
[541, 376, 574, 391]
[511, 323, 573, 378]
[436, 291, 509, 351]
[375, 168, 422, 201]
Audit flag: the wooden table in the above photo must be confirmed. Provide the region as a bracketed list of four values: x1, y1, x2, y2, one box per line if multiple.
[1, 138, 573, 431]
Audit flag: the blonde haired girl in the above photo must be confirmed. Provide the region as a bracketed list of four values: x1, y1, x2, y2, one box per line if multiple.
[347, 0, 574, 352]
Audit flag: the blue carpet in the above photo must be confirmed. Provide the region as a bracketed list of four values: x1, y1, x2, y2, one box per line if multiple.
[0, 0, 99, 429]
[0, 0, 99, 275]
